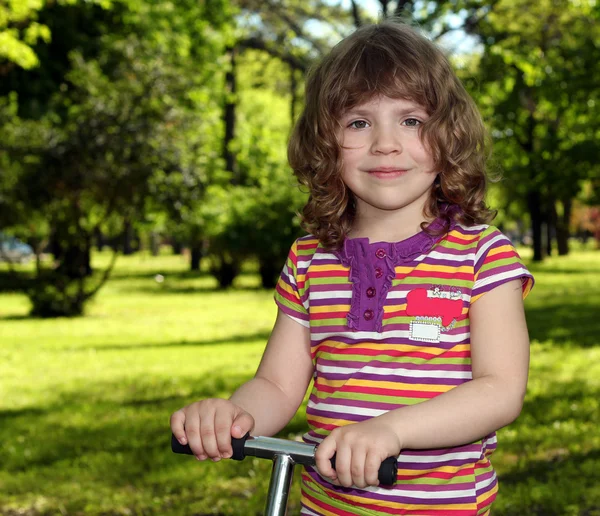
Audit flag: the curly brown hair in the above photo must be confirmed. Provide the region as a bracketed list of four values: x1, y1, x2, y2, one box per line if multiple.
[288, 19, 496, 250]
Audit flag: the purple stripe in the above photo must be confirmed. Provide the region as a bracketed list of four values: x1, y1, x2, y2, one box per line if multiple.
[473, 275, 528, 297]
[304, 470, 477, 504]
[310, 397, 411, 411]
[454, 226, 488, 236]
[317, 372, 466, 386]
[431, 245, 476, 256]
[309, 409, 369, 422]
[402, 443, 483, 455]
[392, 482, 477, 493]
[417, 257, 474, 268]
[276, 301, 309, 321]
[311, 335, 470, 348]
[306, 257, 342, 266]
[477, 262, 523, 280]
[317, 359, 471, 372]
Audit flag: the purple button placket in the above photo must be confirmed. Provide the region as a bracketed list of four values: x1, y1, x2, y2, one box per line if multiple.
[335, 216, 456, 334]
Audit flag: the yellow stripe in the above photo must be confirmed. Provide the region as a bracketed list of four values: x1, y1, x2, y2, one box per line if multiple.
[277, 282, 297, 297]
[477, 484, 498, 507]
[487, 244, 515, 257]
[397, 465, 464, 475]
[309, 264, 350, 272]
[471, 292, 484, 303]
[448, 229, 479, 242]
[317, 340, 470, 353]
[312, 304, 350, 313]
[309, 415, 355, 426]
[383, 303, 406, 313]
[316, 378, 452, 392]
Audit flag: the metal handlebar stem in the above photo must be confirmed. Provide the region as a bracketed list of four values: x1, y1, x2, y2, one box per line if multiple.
[171, 433, 397, 516]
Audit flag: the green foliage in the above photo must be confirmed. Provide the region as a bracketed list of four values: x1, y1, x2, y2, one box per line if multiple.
[465, 0, 600, 257]
[1, 0, 230, 314]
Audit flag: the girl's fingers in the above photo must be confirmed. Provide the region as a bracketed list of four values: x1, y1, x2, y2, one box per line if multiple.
[350, 449, 368, 488]
[198, 411, 220, 460]
[170, 410, 187, 445]
[231, 411, 255, 439]
[214, 410, 235, 458]
[364, 452, 382, 486]
[334, 446, 353, 487]
[315, 440, 337, 481]
[183, 412, 206, 460]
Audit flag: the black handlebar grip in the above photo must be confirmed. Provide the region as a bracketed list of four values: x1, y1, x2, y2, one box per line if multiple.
[171, 434, 193, 455]
[170, 432, 251, 460]
[330, 454, 397, 486]
[231, 432, 250, 461]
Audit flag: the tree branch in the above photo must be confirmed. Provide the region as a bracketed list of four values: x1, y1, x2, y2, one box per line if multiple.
[237, 36, 309, 72]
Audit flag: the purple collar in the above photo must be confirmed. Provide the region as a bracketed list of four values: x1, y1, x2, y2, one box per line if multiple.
[335, 216, 453, 266]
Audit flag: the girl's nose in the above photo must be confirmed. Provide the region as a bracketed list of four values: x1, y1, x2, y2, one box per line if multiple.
[371, 128, 403, 154]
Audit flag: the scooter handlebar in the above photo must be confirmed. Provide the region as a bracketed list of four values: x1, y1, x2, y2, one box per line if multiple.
[171, 433, 397, 486]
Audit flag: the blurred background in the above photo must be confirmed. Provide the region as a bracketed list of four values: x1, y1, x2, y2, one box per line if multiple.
[0, 0, 599, 515]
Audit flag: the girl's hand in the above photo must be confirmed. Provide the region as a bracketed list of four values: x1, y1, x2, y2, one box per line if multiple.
[170, 398, 255, 461]
[315, 418, 401, 488]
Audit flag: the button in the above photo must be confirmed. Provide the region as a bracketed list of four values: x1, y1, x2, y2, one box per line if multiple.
[366, 287, 376, 298]
[374, 267, 383, 279]
[363, 309, 374, 321]
[375, 248, 387, 259]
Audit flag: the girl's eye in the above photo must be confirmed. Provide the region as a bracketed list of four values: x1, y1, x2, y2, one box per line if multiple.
[402, 118, 422, 127]
[348, 120, 369, 129]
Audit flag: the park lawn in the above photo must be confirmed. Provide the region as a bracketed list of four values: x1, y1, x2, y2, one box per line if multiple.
[0, 247, 599, 515]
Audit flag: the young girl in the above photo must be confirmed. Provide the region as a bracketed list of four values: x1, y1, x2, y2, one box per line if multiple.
[171, 20, 534, 515]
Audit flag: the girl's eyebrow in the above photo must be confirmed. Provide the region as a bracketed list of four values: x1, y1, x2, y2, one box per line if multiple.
[343, 105, 428, 118]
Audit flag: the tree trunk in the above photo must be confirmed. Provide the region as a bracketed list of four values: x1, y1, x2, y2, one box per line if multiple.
[379, 0, 390, 17]
[545, 211, 553, 257]
[172, 240, 183, 255]
[527, 189, 544, 262]
[290, 65, 297, 125]
[224, 46, 239, 184]
[190, 244, 202, 271]
[52, 225, 93, 278]
[150, 231, 160, 257]
[556, 198, 572, 256]
[95, 227, 105, 251]
[122, 220, 134, 255]
[60, 240, 92, 278]
[350, 0, 362, 27]
[259, 258, 279, 289]
[394, 0, 414, 17]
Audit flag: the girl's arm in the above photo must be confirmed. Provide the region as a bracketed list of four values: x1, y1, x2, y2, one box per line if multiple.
[171, 308, 313, 460]
[316, 279, 530, 487]
[230, 308, 313, 436]
[382, 278, 530, 448]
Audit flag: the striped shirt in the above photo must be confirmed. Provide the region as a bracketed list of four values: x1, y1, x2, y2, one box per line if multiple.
[274, 220, 534, 516]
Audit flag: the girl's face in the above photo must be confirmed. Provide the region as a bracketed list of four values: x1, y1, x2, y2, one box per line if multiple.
[339, 95, 438, 230]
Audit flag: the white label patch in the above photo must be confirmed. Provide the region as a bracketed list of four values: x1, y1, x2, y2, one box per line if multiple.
[409, 321, 441, 343]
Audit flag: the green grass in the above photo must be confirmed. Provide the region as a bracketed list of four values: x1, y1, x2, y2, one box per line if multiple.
[0, 247, 599, 515]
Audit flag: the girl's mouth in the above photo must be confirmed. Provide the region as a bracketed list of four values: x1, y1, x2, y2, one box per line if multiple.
[367, 168, 408, 179]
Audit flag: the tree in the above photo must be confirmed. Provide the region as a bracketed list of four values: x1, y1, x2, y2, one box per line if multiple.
[466, 0, 600, 260]
[0, 0, 229, 315]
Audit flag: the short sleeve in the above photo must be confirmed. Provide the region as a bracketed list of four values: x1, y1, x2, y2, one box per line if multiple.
[274, 239, 310, 327]
[472, 226, 534, 303]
